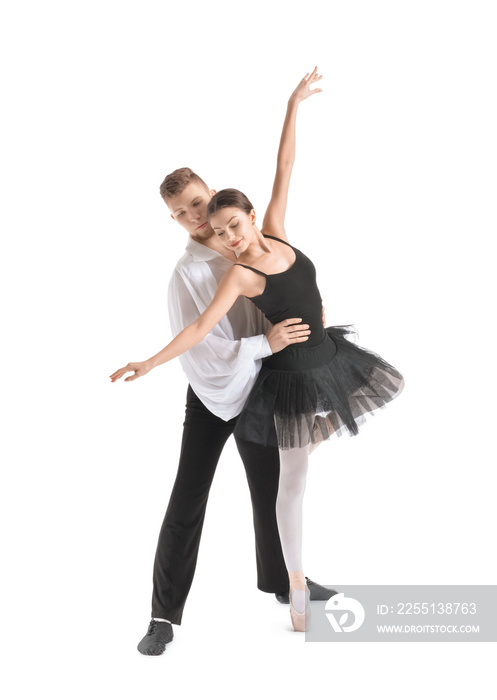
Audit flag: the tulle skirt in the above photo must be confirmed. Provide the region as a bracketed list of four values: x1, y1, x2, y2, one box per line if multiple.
[234, 325, 405, 451]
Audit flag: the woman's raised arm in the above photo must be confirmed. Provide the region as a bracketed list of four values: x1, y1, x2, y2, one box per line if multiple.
[261, 67, 322, 241]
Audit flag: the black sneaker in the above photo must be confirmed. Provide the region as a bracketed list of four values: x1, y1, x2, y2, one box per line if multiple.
[137, 619, 174, 655]
[306, 577, 338, 601]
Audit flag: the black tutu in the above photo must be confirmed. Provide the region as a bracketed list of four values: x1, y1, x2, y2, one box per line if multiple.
[234, 325, 405, 451]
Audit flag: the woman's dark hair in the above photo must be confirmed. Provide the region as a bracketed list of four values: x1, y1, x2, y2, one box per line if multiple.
[207, 188, 254, 219]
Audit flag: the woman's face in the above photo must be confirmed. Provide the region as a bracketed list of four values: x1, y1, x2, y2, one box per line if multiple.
[209, 207, 256, 254]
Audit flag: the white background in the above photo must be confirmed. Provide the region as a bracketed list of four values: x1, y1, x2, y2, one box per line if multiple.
[1, 0, 496, 697]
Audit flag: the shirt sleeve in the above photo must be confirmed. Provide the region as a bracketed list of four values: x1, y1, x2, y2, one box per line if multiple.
[167, 268, 272, 421]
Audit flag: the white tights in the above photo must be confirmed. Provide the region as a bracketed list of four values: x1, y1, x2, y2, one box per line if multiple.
[276, 444, 309, 612]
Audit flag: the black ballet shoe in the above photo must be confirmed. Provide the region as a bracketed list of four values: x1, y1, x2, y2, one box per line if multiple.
[306, 576, 338, 601]
[137, 619, 174, 655]
[275, 590, 290, 604]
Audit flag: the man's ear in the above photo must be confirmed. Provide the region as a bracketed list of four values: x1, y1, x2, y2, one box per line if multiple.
[209, 189, 217, 198]
[170, 213, 175, 221]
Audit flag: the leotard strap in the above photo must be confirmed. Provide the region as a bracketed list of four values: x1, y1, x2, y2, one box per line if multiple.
[233, 234, 294, 276]
[262, 233, 293, 248]
[233, 263, 267, 277]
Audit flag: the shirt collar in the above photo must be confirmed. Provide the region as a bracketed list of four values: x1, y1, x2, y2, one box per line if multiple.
[185, 236, 224, 263]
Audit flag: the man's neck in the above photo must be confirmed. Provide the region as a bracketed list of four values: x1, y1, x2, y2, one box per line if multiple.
[191, 233, 237, 262]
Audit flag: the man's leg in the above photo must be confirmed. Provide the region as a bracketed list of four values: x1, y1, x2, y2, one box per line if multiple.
[236, 434, 339, 607]
[150, 386, 236, 625]
[234, 436, 289, 595]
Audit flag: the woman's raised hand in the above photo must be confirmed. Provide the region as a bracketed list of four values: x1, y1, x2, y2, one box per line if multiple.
[289, 66, 323, 105]
[109, 359, 153, 383]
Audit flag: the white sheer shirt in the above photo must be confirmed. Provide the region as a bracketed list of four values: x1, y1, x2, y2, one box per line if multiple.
[168, 237, 272, 421]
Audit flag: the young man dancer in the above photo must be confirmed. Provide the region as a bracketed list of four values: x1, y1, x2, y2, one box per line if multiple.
[117, 70, 335, 655]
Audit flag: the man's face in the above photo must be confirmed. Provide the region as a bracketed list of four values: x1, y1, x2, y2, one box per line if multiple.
[166, 182, 216, 241]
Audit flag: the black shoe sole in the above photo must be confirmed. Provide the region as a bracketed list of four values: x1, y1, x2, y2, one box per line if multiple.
[137, 636, 174, 656]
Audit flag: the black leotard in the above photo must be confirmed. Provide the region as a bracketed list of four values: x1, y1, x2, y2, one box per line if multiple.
[235, 235, 325, 347]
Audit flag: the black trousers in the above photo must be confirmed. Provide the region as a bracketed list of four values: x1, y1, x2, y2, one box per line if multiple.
[151, 385, 289, 624]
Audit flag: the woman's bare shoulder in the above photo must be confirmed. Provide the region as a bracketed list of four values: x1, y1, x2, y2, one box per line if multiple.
[226, 260, 265, 296]
[260, 221, 289, 242]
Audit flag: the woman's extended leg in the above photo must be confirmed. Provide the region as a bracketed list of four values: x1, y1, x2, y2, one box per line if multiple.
[276, 444, 309, 617]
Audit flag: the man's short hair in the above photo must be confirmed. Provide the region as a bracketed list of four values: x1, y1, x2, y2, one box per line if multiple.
[159, 167, 209, 201]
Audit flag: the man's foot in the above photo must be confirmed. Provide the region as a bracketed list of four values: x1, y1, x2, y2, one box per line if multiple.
[275, 577, 337, 604]
[137, 619, 174, 656]
[306, 576, 338, 601]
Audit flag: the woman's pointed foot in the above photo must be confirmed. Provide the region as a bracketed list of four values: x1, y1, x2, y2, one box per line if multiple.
[290, 584, 310, 632]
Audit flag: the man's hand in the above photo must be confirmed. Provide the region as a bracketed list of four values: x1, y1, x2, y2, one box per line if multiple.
[322, 304, 326, 328]
[266, 318, 311, 353]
